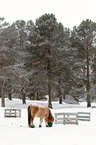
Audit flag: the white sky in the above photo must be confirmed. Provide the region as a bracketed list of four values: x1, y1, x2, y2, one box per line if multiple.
[0, 0, 96, 30]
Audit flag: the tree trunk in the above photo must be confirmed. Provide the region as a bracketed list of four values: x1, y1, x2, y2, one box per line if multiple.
[1, 83, 5, 107]
[36, 92, 39, 100]
[21, 88, 26, 104]
[32, 94, 35, 100]
[58, 81, 62, 104]
[1, 92, 5, 107]
[22, 92, 26, 104]
[1, 72, 7, 107]
[59, 95, 62, 104]
[86, 43, 91, 107]
[9, 93, 12, 100]
[48, 80, 52, 108]
[46, 45, 52, 108]
[63, 94, 65, 100]
[22, 93, 26, 104]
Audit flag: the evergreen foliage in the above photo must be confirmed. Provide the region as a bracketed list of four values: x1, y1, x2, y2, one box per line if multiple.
[0, 15, 96, 107]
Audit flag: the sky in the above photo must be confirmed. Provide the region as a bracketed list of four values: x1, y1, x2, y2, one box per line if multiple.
[0, 0, 96, 30]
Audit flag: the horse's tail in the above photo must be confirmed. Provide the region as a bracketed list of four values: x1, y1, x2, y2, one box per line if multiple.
[28, 105, 31, 126]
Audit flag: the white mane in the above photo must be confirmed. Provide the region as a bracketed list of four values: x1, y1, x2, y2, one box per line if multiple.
[30, 103, 48, 108]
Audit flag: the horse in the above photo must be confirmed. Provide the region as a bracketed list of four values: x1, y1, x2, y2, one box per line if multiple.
[27, 104, 54, 128]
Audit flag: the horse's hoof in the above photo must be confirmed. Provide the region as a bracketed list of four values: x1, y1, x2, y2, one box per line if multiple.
[30, 125, 35, 128]
[39, 125, 42, 127]
[46, 125, 49, 127]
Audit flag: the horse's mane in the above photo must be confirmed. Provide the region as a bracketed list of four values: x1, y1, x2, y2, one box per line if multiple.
[48, 109, 53, 120]
[30, 104, 48, 108]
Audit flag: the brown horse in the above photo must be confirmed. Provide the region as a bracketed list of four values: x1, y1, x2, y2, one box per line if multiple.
[27, 104, 54, 128]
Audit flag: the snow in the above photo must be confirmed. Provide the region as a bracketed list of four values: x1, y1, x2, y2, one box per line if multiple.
[0, 99, 96, 145]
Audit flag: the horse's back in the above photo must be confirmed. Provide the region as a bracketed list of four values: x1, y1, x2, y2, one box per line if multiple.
[36, 107, 49, 118]
[30, 104, 49, 118]
[30, 105, 39, 116]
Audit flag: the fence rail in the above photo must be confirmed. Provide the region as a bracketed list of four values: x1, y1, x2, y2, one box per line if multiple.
[77, 112, 90, 121]
[55, 112, 78, 125]
[4, 109, 21, 118]
[54, 112, 91, 125]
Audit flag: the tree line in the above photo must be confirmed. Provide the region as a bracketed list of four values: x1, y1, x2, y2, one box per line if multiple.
[0, 14, 96, 108]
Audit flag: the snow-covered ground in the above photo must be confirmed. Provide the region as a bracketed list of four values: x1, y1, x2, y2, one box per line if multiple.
[0, 98, 96, 145]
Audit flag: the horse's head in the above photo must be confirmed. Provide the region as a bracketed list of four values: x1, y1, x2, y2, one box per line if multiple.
[48, 116, 54, 123]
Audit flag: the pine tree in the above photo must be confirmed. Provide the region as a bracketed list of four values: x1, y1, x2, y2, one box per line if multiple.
[71, 19, 96, 107]
[28, 14, 69, 107]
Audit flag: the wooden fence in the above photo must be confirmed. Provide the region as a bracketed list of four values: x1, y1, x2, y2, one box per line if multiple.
[54, 112, 90, 125]
[77, 112, 90, 121]
[55, 112, 78, 125]
[4, 109, 21, 118]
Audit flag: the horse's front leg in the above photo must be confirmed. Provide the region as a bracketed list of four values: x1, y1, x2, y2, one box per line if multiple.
[45, 118, 49, 127]
[30, 116, 35, 128]
[39, 118, 43, 127]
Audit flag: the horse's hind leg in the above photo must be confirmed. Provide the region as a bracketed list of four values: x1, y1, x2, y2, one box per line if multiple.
[39, 118, 43, 127]
[30, 116, 35, 128]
